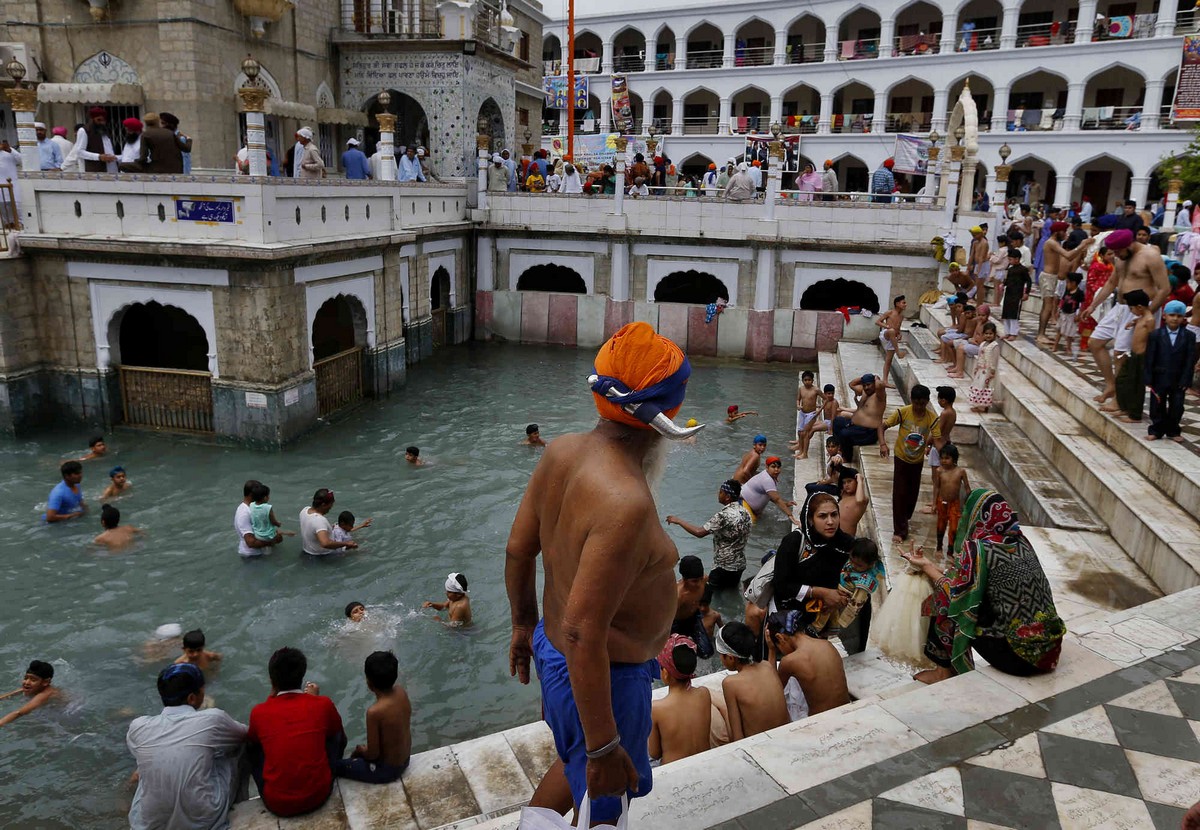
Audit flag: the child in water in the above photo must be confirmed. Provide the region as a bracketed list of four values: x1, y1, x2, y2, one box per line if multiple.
[175, 629, 222, 671]
[93, 504, 141, 549]
[0, 660, 61, 728]
[332, 511, 372, 550]
[101, 466, 131, 499]
[522, 424, 546, 446]
[249, 482, 282, 542]
[345, 602, 366, 623]
[423, 573, 472, 625]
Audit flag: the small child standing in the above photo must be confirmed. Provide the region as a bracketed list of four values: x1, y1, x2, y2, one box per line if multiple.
[175, 629, 222, 671]
[249, 482, 281, 543]
[1052, 272, 1085, 358]
[790, 372, 819, 451]
[877, 295, 908, 385]
[1112, 289, 1156, 424]
[933, 444, 971, 553]
[331, 511, 372, 550]
[968, 322, 1001, 413]
[1000, 248, 1032, 340]
[423, 573, 472, 625]
[1145, 299, 1198, 442]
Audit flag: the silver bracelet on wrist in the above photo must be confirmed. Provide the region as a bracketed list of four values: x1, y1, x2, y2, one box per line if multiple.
[585, 734, 621, 760]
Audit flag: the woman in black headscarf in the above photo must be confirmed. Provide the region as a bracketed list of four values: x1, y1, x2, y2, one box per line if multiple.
[770, 490, 856, 620]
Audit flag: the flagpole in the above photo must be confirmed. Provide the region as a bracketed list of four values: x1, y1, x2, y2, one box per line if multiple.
[566, 0, 575, 161]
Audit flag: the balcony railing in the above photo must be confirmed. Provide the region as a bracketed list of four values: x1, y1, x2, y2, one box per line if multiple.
[829, 114, 874, 133]
[786, 43, 824, 63]
[687, 49, 723, 69]
[891, 34, 940, 56]
[654, 52, 675, 70]
[1162, 103, 1181, 128]
[1005, 108, 1062, 130]
[734, 46, 773, 67]
[951, 26, 1000, 50]
[781, 115, 819, 134]
[884, 112, 933, 133]
[613, 54, 645, 73]
[342, 0, 438, 35]
[1178, 10, 1197, 32]
[682, 116, 718, 134]
[1015, 21, 1074, 48]
[838, 38, 880, 59]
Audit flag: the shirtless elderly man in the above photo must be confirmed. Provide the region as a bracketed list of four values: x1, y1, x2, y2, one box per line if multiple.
[1035, 220, 1089, 343]
[830, 374, 887, 461]
[1080, 229, 1170, 408]
[506, 321, 702, 822]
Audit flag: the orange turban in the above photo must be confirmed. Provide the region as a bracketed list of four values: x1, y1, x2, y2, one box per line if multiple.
[591, 322, 689, 430]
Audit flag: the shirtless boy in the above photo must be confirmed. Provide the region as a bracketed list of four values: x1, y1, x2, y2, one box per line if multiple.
[966, 225, 990, 299]
[717, 622, 789, 741]
[404, 446, 425, 466]
[101, 466, 131, 499]
[726, 405, 759, 424]
[733, 434, 767, 483]
[697, 585, 722, 642]
[0, 660, 61, 728]
[1036, 221, 1089, 342]
[767, 611, 849, 717]
[334, 651, 412, 783]
[78, 436, 107, 462]
[937, 305, 978, 364]
[423, 572, 472, 625]
[831, 374, 887, 461]
[176, 629, 223, 671]
[93, 504, 141, 549]
[1110, 289, 1156, 424]
[1080, 229, 1170, 407]
[789, 372, 819, 451]
[523, 424, 547, 446]
[649, 635, 711, 765]
[671, 556, 713, 657]
[933, 444, 970, 553]
[922, 387, 958, 515]
[876, 295, 908, 385]
[838, 469, 868, 536]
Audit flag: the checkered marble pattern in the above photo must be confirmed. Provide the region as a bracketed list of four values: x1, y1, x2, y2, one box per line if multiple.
[792, 668, 1200, 830]
[1014, 310, 1200, 453]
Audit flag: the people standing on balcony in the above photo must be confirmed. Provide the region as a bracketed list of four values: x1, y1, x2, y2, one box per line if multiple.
[500, 148, 517, 192]
[746, 160, 763, 194]
[33, 124, 62, 171]
[724, 163, 756, 202]
[117, 117, 144, 172]
[488, 154, 509, 192]
[869, 158, 895, 204]
[295, 128, 325, 179]
[561, 162, 582, 194]
[821, 160, 838, 202]
[342, 138, 371, 180]
[702, 163, 718, 195]
[398, 146, 426, 182]
[49, 127, 73, 168]
[159, 113, 192, 174]
[796, 162, 822, 202]
[140, 113, 191, 175]
[73, 108, 117, 174]
[1079, 196, 1094, 224]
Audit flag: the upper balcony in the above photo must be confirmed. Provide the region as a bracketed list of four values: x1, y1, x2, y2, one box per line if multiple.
[336, 0, 528, 64]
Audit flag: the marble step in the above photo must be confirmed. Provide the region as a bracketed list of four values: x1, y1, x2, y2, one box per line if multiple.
[1000, 335, 1200, 527]
[999, 368, 1200, 595]
[977, 419, 1107, 532]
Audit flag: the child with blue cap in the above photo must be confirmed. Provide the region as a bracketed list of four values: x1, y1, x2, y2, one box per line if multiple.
[1144, 299, 1197, 442]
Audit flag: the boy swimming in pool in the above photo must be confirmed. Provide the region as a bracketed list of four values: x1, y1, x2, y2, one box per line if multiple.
[422, 573, 472, 626]
[0, 660, 61, 728]
[175, 629, 222, 671]
[101, 466, 131, 499]
[345, 602, 366, 622]
[331, 511, 372, 550]
[93, 504, 142, 549]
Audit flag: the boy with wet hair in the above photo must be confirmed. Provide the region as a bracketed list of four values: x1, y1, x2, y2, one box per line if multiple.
[46, 460, 85, 523]
[934, 444, 970, 553]
[423, 572, 472, 625]
[335, 651, 412, 783]
[923, 386, 958, 515]
[94, 503, 142, 549]
[0, 660, 61, 727]
[649, 635, 711, 765]
[345, 602, 366, 622]
[790, 372, 820, 451]
[837, 468, 868, 536]
[718, 621, 789, 740]
[877, 295, 908, 385]
[767, 611, 849, 718]
[79, 435, 108, 461]
[101, 465, 132, 499]
[404, 446, 424, 466]
[523, 424, 546, 446]
[331, 511, 371, 550]
[175, 629, 222, 671]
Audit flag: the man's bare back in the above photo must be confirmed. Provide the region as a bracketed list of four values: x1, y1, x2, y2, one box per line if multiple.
[364, 687, 412, 768]
[94, 525, 140, 549]
[778, 635, 848, 716]
[734, 448, 762, 484]
[675, 579, 703, 622]
[722, 662, 789, 740]
[508, 425, 678, 666]
[650, 685, 711, 764]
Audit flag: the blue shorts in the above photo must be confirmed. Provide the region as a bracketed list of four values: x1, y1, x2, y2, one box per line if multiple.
[533, 619, 657, 822]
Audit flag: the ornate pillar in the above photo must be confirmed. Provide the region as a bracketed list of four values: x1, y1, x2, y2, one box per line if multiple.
[611, 241, 630, 301]
[4, 85, 40, 173]
[601, 40, 614, 75]
[824, 23, 839, 62]
[818, 92, 834, 134]
[719, 97, 732, 134]
[1141, 79, 1165, 130]
[1129, 175, 1151, 209]
[641, 98, 655, 135]
[928, 145, 942, 204]
[1062, 82, 1085, 132]
[1075, 0, 1098, 43]
[999, 3, 1019, 49]
[1167, 165, 1184, 227]
[613, 136, 627, 215]
[675, 35, 687, 70]
[994, 161, 1011, 234]
[237, 86, 270, 176]
[871, 90, 888, 134]
[598, 91, 611, 133]
[1156, 0, 1179, 36]
[476, 139, 489, 211]
[960, 158, 979, 212]
[931, 88, 949, 132]
[773, 30, 787, 65]
[671, 97, 684, 135]
[769, 94, 783, 127]
[753, 247, 776, 311]
[944, 142, 965, 226]
[377, 112, 399, 181]
[644, 36, 657, 71]
[940, 11, 959, 53]
[991, 86, 1011, 132]
[1055, 174, 1074, 205]
[763, 137, 784, 222]
[878, 18, 896, 58]
[723, 32, 736, 68]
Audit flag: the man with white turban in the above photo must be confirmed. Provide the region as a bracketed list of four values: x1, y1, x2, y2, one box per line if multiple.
[488, 153, 509, 192]
[724, 162, 756, 202]
[507, 322, 702, 825]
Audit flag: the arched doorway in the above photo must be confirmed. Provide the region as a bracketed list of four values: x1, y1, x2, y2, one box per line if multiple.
[478, 98, 506, 153]
[517, 264, 587, 293]
[363, 90, 429, 158]
[799, 279, 881, 314]
[430, 266, 451, 346]
[311, 295, 368, 416]
[113, 302, 213, 433]
[654, 271, 729, 305]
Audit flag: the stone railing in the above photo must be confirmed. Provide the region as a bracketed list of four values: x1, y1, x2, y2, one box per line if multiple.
[15, 173, 470, 247]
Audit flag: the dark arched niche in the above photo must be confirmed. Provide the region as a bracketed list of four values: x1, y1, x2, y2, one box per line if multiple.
[799, 278, 880, 313]
[653, 270, 729, 305]
[118, 302, 209, 371]
[516, 264, 587, 293]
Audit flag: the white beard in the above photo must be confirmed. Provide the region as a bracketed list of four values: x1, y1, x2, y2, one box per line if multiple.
[641, 435, 670, 505]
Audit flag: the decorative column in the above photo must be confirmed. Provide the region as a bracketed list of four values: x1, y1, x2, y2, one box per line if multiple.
[1166, 162, 1184, 227]
[824, 23, 839, 62]
[1141, 79, 1165, 130]
[1075, 0, 1098, 43]
[878, 18, 896, 58]
[613, 136, 627, 216]
[1062, 82, 1085, 131]
[931, 88, 949, 132]
[994, 144, 1012, 235]
[773, 30, 787, 66]
[476, 141, 489, 211]
[754, 247, 776, 311]
[1156, 0, 1179, 37]
[769, 94, 783, 127]
[558, 108, 569, 136]
[723, 32, 736, 68]
[3, 77, 39, 173]
[641, 100, 655, 136]
[944, 140, 965, 227]
[991, 86, 1011, 132]
[521, 127, 535, 163]
[927, 138, 942, 203]
[818, 92, 834, 134]
[999, 3, 1019, 49]
[871, 90, 888, 134]
[763, 125, 783, 222]
[611, 241, 630, 301]
[601, 40, 614, 75]
[236, 56, 270, 176]
[1129, 175, 1152, 209]
[675, 35, 687, 70]
[671, 97, 684, 135]
[940, 11, 959, 53]
[598, 93, 611, 133]
[477, 233, 494, 290]
[718, 97, 732, 134]
[644, 36, 657, 71]
[376, 92, 398, 182]
[1055, 174, 1074, 205]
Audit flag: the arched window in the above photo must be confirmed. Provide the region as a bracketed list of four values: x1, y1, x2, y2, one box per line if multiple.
[654, 271, 729, 304]
[799, 278, 880, 313]
[516, 264, 587, 293]
[116, 302, 209, 370]
[312, 295, 366, 361]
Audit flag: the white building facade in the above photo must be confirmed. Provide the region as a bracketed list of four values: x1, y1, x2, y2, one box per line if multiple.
[543, 0, 1189, 208]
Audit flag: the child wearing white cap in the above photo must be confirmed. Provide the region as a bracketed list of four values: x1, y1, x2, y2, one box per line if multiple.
[423, 573, 472, 626]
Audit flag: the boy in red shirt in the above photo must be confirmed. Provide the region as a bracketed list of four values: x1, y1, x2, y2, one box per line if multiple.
[247, 647, 346, 817]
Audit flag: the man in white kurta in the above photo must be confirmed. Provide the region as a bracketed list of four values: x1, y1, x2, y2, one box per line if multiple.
[127, 663, 247, 830]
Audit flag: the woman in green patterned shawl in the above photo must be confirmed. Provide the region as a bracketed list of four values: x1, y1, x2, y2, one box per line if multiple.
[901, 488, 1066, 684]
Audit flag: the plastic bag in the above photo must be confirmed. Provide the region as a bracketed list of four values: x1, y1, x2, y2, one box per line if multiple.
[519, 793, 629, 829]
[743, 554, 776, 609]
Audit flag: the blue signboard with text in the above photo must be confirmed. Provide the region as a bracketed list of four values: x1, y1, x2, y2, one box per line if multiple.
[175, 198, 236, 224]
